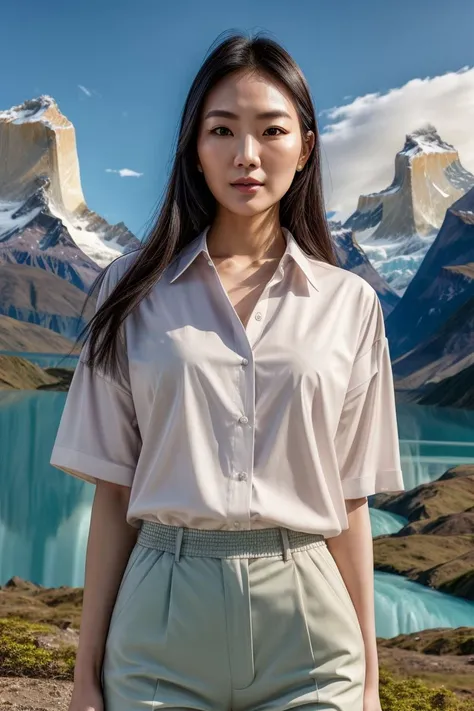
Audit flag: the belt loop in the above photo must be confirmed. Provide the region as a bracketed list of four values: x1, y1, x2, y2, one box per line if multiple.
[175, 527, 184, 562]
[280, 528, 291, 562]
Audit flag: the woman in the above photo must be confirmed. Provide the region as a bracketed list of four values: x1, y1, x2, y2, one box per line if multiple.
[50, 31, 405, 711]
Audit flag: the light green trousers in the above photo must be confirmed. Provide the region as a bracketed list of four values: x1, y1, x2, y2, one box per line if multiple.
[102, 522, 366, 711]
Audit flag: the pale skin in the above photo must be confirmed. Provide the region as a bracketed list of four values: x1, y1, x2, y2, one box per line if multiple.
[69, 68, 381, 711]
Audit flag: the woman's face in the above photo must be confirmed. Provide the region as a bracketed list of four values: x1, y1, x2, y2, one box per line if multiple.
[196, 69, 314, 217]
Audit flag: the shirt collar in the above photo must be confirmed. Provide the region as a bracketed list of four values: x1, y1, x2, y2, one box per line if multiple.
[169, 224, 319, 291]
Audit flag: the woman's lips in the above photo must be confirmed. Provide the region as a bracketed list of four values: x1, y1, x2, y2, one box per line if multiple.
[231, 183, 263, 193]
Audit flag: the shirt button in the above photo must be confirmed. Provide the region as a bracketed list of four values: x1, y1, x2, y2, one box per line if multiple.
[255, 312, 262, 321]
[239, 415, 249, 425]
[241, 357, 249, 366]
[207, 259, 213, 266]
[233, 521, 241, 529]
[237, 471, 247, 481]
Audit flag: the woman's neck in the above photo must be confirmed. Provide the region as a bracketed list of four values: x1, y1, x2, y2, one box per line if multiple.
[206, 213, 286, 263]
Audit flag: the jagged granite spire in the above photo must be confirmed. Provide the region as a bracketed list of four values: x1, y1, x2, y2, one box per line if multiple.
[0, 95, 140, 270]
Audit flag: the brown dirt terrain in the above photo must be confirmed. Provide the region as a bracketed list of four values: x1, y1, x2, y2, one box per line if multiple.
[0, 677, 73, 710]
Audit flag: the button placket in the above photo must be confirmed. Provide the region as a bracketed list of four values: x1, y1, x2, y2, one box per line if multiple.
[245, 298, 269, 348]
[227, 332, 254, 530]
[245, 261, 286, 348]
[205, 251, 275, 530]
[228, 278, 278, 529]
[230, 266, 286, 526]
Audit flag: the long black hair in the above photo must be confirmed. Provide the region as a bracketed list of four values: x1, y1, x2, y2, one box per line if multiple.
[67, 30, 337, 381]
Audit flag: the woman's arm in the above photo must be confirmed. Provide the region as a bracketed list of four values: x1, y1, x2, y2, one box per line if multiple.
[73, 479, 139, 688]
[325, 497, 379, 692]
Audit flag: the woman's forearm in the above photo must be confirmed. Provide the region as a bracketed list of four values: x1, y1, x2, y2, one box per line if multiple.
[325, 498, 379, 691]
[73, 479, 139, 687]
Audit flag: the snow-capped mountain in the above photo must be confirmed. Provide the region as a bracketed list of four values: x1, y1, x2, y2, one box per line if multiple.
[386, 186, 474, 361]
[343, 125, 474, 295]
[0, 95, 140, 282]
[0, 95, 142, 344]
[330, 221, 400, 317]
[1, 182, 105, 292]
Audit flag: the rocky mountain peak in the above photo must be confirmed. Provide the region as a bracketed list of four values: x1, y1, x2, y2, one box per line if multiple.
[0, 95, 61, 127]
[0, 96, 140, 269]
[401, 124, 457, 157]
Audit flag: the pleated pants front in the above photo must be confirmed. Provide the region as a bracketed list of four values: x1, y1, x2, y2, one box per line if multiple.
[102, 522, 366, 711]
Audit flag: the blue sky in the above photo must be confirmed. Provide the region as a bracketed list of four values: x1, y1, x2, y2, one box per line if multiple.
[3, 0, 474, 238]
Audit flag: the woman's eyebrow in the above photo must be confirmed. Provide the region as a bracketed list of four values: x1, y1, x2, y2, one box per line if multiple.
[204, 109, 292, 120]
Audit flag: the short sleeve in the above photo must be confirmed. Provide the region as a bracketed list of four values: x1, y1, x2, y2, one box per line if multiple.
[334, 290, 405, 500]
[49, 259, 141, 487]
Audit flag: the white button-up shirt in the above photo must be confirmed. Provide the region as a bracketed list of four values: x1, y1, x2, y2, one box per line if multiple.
[50, 225, 405, 537]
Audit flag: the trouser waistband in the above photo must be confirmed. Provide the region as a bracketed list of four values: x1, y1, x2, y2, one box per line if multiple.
[137, 520, 326, 562]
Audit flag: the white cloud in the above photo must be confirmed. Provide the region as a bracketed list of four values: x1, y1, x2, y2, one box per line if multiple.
[78, 84, 93, 97]
[320, 66, 474, 222]
[106, 168, 144, 178]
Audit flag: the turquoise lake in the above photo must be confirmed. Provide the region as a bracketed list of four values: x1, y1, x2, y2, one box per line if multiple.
[1, 351, 474, 639]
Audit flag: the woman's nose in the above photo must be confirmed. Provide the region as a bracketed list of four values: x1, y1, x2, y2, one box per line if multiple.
[234, 135, 261, 167]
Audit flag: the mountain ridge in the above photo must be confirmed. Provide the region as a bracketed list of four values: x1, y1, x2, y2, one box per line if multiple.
[343, 125, 474, 294]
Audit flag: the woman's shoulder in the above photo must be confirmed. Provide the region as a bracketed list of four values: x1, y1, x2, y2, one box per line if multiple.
[310, 260, 385, 351]
[102, 247, 142, 286]
[94, 248, 143, 306]
[308, 257, 379, 304]
[107, 247, 143, 281]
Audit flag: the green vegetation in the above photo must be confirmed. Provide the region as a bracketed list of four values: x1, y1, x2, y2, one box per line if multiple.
[378, 666, 474, 710]
[0, 618, 75, 680]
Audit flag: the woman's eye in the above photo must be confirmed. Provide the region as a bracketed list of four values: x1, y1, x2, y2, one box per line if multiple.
[264, 127, 285, 136]
[210, 126, 286, 137]
[211, 127, 231, 136]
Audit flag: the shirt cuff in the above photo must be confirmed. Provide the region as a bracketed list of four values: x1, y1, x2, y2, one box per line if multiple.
[341, 470, 405, 499]
[50, 446, 134, 487]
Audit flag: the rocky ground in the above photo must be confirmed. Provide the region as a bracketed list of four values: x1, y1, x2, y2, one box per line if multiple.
[0, 677, 73, 711]
[377, 627, 474, 699]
